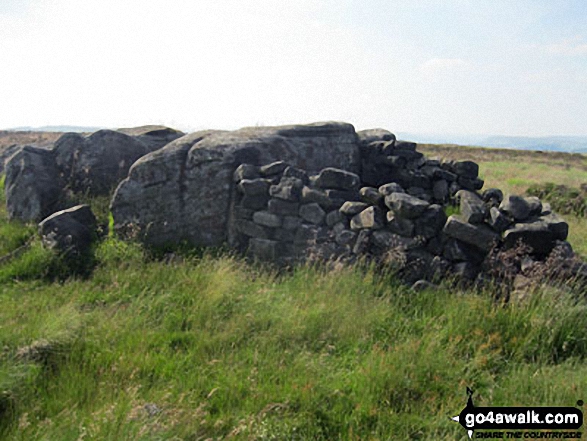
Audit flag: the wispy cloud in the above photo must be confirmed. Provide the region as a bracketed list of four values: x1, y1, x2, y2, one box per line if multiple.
[539, 37, 587, 56]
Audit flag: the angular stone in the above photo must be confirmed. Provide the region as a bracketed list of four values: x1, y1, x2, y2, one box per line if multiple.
[299, 203, 326, 225]
[386, 212, 415, 237]
[458, 176, 484, 191]
[384, 193, 430, 219]
[295, 224, 328, 245]
[325, 210, 344, 227]
[233, 164, 259, 182]
[352, 230, 371, 254]
[360, 187, 383, 206]
[253, 211, 282, 228]
[433, 168, 457, 182]
[339, 201, 369, 216]
[237, 220, 269, 239]
[414, 204, 447, 239]
[443, 215, 499, 252]
[234, 206, 254, 220]
[273, 228, 296, 243]
[503, 220, 558, 255]
[247, 238, 280, 260]
[282, 216, 302, 230]
[350, 206, 384, 230]
[394, 140, 417, 151]
[406, 187, 431, 202]
[488, 207, 511, 232]
[432, 179, 449, 202]
[457, 190, 487, 224]
[525, 196, 542, 217]
[356, 128, 395, 145]
[411, 172, 431, 189]
[238, 178, 270, 196]
[314, 167, 361, 190]
[241, 194, 269, 210]
[454, 161, 479, 179]
[453, 262, 480, 281]
[270, 180, 302, 202]
[301, 186, 333, 208]
[260, 161, 288, 177]
[384, 155, 407, 168]
[499, 195, 531, 221]
[325, 189, 361, 202]
[335, 229, 357, 246]
[378, 182, 404, 196]
[482, 188, 503, 205]
[430, 256, 452, 281]
[283, 166, 309, 184]
[539, 212, 569, 241]
[371, 230, 417, 250]
[268, 198, 299, 216]
[442, 238, 486, 264]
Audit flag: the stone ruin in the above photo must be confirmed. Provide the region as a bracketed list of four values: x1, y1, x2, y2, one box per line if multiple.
[4, 121, 585, 294]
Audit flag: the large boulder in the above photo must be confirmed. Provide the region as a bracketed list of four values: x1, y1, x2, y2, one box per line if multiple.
[38, 205, 97, 257]
[111, 122, 360, 247]
[116, 125, 185, 151]
[5, 146, 63, 222]
[53, 130, 152, 195]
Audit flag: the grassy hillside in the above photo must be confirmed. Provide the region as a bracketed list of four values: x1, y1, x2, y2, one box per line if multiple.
[0, 145, 586, 440]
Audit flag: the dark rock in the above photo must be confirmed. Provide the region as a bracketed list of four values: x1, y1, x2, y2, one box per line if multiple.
[241, 194, 270, 210]
[384, 193, 430, 219]
[360, 187, 383, 206]
[442, 238, 487, 264]
[487, 207, 511, 232]
[324, 189, 361, 202]
[5, 146, 64, 222]
[273, 228, 296, 243]
[384, 155, 407, 168]
[335, 229, 357, 246]
[314, 167, 361, 190]
[414, 204, 447, 239]
[503, 221, 557, 255]
[238, 220, 270, 238]
[482, 188, 503, 205]
[356, 128, 395, 145]
[430, 256, 451, 281]
[458, 176, 484, 191]
[434, 169, 457, 182]
[499, 195, 531, 221]
[238, 178, 270, 196]
[233, 164, 260, 181]
[386, 212, 415, 237]
[406, 186, 432, 202]
[394, 141, 417, 151]
[539, 212, 569, 241]
[253, 211, 282, 228]
[117, 125, 184, 151]
[301, 186, 334, 209]
[282, 216, 302, 230]
[283, 166, 309, 184]
[295, 224, 328, 245]
[339, 201, 369, 216]
[38, 205, 97, 257]
[325, 210, 344, 227]
[260, 161, 288, 176]
[268, 198, 299, 216]
[457, 190, 487, 224]
[352, 230, 371, 254]
[453, 262, 480, 281]
[371, 230, 417, 250]
[443, 215, 499, 252]
[234, 206, 254, 220]
[541, 202, 552, 215]
[378, 182, 404, 196]
[112, 122, 359, 247]
[432, 179, 449, 202]
[299, 203, 326, 225]
[411, 172, 431, 189]
[53, 130, 151, 196]
[350, 206, 384, 230]
[270, 178, 303, 202]
[525, 196, 542, 217]
[454, 161, 479, 179]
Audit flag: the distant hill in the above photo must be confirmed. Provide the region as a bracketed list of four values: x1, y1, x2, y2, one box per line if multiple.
[398, 133, 587, 153]
[6, 125, 105, 133]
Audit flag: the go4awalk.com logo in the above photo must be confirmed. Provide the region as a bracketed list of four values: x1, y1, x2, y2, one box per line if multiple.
[451, 388, 583, 439]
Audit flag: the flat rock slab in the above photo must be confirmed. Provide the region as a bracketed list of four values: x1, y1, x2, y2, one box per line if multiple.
[384, 192, 429, 219]
[38, 205, 97, 256]
[443, 215, 499, 252]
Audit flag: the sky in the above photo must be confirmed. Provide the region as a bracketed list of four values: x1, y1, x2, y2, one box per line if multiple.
[1, 0, 586, 137]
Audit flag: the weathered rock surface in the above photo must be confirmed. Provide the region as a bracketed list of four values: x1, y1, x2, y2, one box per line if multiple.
[5, 146, 64, 222]
[38, 205, 97, 256]
[111, 122, 360, 247]
[117, 125, 184, 151]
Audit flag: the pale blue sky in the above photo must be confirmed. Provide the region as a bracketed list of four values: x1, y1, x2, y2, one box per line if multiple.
[1, 0, 586, 136]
